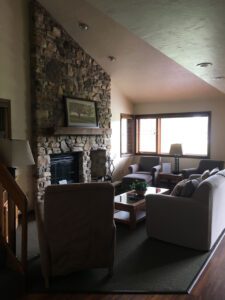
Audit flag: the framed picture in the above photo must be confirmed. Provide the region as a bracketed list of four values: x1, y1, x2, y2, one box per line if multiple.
[65, 97, 98, 127]
[162, 162, 172, 173]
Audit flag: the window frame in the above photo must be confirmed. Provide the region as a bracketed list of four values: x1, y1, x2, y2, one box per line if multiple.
[120, 113, 135, 157]
[135, 111, 211, 159]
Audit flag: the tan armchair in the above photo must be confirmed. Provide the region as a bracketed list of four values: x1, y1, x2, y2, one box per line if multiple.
[35, 182, 116, 287]
[181, 159, 224, 179]
[122, 156, 161, 190]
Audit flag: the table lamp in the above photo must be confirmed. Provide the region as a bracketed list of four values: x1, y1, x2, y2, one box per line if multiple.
[169, 143, 183, 174]
[0, 139, 35, 178]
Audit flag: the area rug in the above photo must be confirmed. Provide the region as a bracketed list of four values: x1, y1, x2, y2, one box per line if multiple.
[23, 219, 222, 294]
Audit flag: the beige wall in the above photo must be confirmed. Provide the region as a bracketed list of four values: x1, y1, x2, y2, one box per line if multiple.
[111, 82, 134, 180]
[134, 94, 225, 170]
[0, 0, 34, 208]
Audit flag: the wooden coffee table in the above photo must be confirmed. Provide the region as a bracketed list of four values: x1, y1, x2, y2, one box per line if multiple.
[114, 186, 169, 229]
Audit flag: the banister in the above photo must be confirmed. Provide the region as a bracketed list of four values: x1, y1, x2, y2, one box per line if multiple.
[0, 162, 27, 272]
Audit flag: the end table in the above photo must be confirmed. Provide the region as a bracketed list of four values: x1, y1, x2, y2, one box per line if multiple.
[157, 172, 183, 190]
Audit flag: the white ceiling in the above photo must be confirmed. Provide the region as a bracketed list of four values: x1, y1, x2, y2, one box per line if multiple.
[39, 0, 225, 102]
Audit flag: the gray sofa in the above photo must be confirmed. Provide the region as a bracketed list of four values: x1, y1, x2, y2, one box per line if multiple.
[146, 169, 225, 250]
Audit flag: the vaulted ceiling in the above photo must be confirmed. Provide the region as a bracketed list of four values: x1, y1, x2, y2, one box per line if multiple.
[39, 0, 225, 102]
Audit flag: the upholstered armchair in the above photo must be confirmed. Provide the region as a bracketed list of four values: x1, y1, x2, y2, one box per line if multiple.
[35, 182, 116, 287]
[181, 159, 224, 179]
[122, 156, 161, 189]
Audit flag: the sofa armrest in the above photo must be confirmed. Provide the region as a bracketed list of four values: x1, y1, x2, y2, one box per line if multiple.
[152, 164, 161, 186]
[128, 163, 139, 174]
[146, 194, 203, 233]
[152, 164, 161, 173]
[145, 194, 209, 250]
[181, 168, 199, 179]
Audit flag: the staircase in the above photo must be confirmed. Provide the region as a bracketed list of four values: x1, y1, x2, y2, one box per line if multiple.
[0, 162, 28, 299]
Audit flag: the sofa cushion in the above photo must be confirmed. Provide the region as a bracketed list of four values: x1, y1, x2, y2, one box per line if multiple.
[201, 169, 210, 180]
[171, 178, 200, 197]
[171, 179, 188, 196]
[209, 167, 219, 176]
[217, 169, 225, 178]
[180, 179, 199, 197]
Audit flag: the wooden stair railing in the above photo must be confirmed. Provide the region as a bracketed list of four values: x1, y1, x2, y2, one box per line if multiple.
[0, 162, 27, 273]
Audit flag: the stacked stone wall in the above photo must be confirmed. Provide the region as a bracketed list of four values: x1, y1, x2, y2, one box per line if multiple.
[31, 1, 111, 201]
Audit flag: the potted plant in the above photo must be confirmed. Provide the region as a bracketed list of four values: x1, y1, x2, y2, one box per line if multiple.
[130, 181, 148, 196]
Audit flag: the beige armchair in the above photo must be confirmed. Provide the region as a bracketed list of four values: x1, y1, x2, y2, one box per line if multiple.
[181, 159, 224, 179]
[35, 182, 116, 287]
[122, 156, 161, 190]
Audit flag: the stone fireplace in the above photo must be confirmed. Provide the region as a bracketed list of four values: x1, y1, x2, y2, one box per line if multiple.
[31, 1, 112, 201]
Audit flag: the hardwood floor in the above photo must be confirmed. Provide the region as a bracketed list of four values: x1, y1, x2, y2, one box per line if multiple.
[22, 236, 225, 300]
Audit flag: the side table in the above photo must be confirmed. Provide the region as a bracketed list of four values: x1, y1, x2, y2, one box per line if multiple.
[157, 172, 183, 190]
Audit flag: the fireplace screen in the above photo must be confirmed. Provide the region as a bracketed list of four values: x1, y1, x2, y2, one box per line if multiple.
[50, 153, 80, 184]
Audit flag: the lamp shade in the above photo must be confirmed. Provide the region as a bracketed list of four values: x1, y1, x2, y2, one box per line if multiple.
[0, 139, 35, 167]
[169, 143, 183, 156]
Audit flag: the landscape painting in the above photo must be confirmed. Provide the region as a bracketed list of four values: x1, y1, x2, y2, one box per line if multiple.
[65, 97, 98, 127]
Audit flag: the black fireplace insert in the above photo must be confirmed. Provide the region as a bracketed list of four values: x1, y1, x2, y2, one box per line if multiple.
[50, 153, 80, 184]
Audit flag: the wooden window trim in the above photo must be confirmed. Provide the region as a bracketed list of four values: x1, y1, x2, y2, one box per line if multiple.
[135, 111, 211, 158]
[120, 113, 135, 157]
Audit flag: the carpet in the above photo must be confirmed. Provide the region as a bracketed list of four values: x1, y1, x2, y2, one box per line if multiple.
[23, 219, 222, 294]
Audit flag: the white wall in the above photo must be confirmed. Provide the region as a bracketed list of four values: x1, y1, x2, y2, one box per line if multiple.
[111, 82, 134, 180]
[0, 0, 34, 209]
[134, 95, 225, 170]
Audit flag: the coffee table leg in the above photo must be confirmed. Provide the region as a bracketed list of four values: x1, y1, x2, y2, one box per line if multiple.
[129, 208, 136, 229]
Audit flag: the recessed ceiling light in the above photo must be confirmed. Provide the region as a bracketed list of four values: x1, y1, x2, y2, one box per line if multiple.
[78, 22, 89, 31]
[108, 56, 116, 62]
[214, 76, 225, 80]
[196, 62, 213, 67]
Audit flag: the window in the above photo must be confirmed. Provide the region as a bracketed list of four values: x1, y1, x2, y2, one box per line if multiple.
[136, 118, 156, 153]
[120, 114, 134, 156]
[136, 112, 210, 157]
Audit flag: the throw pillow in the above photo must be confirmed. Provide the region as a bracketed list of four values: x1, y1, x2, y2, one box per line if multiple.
[201, 169, 210, 180]
[217, 170, 225, 178]
[170, 179, 188, 196]
[180, 179, 199, 197]
[209, 167, 219, 176]
[195, 176, 203, 185]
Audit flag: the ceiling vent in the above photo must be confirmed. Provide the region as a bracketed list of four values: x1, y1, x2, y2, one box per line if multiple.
[196, 62, 212, 67]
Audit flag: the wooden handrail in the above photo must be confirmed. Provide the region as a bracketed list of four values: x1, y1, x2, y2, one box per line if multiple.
[0, 162, 27, 273]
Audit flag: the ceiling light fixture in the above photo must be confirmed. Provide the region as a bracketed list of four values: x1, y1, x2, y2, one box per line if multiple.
[108, 56, 116, 62]
[196, 62, 213, 67]
[214, 76, 225, 80]
[78, 22, 89, 31]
